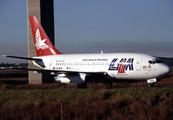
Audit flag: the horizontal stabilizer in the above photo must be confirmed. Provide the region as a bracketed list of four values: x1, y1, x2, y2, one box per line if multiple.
[2, 55, 42, 61]
[11, 67, 50, 72]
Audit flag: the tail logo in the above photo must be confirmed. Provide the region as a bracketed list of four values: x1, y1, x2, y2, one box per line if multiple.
[35, 28, 49, 50]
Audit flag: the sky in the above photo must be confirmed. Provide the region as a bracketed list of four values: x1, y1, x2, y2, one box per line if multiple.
[0, 0, 173, 63]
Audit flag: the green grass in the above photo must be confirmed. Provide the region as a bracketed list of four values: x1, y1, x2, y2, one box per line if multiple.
[0, 87, 173, 107]
[0, 88, 173, 119]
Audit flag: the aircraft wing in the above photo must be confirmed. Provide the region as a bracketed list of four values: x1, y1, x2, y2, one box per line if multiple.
[3, 55, 107, 77]
[11, 67, 107, 77]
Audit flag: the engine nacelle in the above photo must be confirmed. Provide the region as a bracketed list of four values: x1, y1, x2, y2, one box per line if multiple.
[32, 60, 45, 68]
[54, 73, 87, 84]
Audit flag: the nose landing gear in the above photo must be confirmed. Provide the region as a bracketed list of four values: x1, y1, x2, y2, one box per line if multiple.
[148, 83, 153, 87]
[147, 78, 157, 87]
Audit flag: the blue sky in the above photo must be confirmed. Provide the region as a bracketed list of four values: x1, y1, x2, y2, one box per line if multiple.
[0, 0, 173, 63]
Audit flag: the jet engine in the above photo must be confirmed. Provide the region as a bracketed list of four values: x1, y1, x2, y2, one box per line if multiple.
[54, 73, 89, 84]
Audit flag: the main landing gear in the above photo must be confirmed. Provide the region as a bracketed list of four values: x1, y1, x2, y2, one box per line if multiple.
[77, 75, 90, 88]
[77, 83, 87, 88]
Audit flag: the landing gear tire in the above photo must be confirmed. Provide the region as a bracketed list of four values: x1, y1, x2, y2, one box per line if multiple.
[103, 80, 112, 89]
[77, 83, 87, 88]
[85, 75, 90, 83]
[148, 83, 153, 87]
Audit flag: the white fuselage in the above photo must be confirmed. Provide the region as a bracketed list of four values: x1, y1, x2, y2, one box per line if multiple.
[34, 53, 171, 81]
[4, 16, 172, 86]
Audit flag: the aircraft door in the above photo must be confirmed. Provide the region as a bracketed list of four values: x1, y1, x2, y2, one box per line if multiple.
[49, 59, 53, 69]
[136, 58, 143, 71]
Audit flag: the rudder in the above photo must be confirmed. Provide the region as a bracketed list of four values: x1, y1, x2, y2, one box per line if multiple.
[29, 16, 62, 56]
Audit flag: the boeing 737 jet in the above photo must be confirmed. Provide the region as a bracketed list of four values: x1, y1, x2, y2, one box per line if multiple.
[3, 16, 172, 88]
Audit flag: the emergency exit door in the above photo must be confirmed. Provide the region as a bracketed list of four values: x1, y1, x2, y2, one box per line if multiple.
[136, 58, 143, 71]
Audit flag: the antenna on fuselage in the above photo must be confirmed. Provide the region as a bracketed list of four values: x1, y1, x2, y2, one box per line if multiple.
[101, 50, 103, 54]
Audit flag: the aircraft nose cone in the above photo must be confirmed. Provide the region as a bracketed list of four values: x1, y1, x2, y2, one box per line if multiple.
[168, 66, 172, 74]
[161, 65, 172, 75]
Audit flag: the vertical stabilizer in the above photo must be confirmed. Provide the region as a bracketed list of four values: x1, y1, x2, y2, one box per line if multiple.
[29, 16, 62, 56]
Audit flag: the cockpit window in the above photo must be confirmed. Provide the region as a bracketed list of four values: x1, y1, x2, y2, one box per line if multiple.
[148, 60, 155, 64]
[148, 59, 163, 64]
[155, 59, 163, 63]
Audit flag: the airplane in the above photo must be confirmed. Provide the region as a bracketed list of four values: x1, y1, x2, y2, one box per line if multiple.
[3, 16, 172, 88]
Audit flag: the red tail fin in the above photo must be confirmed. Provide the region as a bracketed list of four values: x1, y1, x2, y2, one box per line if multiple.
[29, 16, 62, 56]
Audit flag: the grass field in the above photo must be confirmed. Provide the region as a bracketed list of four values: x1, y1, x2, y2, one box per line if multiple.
[0, 88, 173, 119]
[0, 69, 173, 119]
